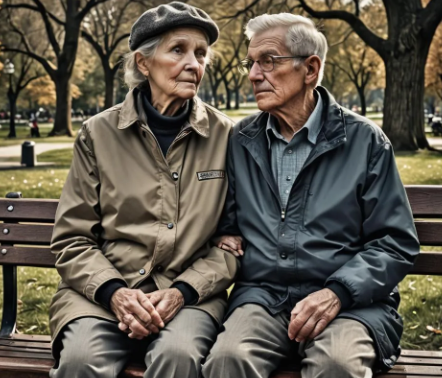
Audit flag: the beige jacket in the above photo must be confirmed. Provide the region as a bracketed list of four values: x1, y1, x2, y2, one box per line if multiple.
[49, 87, 238, 344]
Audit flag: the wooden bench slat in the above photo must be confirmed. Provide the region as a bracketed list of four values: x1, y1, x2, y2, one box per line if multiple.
[0, 341, 51, 351]
[415, 222, 442, 246]
[0, 349, 52, 360]
[0, 224, 53, 245]
[0, 247, 55, 267]
[0, 248, 441, 275]
[387, 364, 442, 375]
[402, 350, 442, 359]
[1, 335, 51, 343]
[409, 252, 442, 275]
[396, 357, 442, 366]
[0, 200, 58, 223]
[406, 186, 442, 217]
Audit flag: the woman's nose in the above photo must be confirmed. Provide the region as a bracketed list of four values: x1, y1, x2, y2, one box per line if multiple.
[184, 53, 200, 71]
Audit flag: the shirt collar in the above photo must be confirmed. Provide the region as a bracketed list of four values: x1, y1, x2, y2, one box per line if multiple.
[266, 89, 323, 149]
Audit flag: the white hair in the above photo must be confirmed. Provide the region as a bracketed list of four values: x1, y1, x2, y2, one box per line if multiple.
[123, 30, 213, 90]
[245, 13, 328, 86]
[123, 35, 164, 90]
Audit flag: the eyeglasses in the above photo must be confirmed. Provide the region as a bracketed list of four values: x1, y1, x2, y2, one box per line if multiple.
[238, 54, 311, 75]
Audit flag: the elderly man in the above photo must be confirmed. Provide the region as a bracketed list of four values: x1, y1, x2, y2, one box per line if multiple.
[202, 13, 419, 378]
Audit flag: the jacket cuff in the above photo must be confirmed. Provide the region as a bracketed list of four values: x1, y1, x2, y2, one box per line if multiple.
[327, 282, 352, 310]
[84, 267, 126, 303]
[171, 282, 199, 306]
[95, 279, 127, 310]
[173, 270, 211, 303]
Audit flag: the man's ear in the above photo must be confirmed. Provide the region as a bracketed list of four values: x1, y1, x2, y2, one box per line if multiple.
[304, 55, 321, 86]
[135, 52, 150, 77]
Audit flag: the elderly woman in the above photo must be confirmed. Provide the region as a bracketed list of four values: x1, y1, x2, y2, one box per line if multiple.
[48, 3, 238, 378]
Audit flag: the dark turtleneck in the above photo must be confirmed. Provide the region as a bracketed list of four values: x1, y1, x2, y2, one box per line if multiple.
[140, 84, 192, 157]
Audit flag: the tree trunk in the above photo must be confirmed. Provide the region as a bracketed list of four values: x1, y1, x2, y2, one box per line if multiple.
[382, 43, 430, 151]
[49, 74, 74, 137]
[211, 84, 219, 108]
[104, 65, 115, 110]
[235, 87, 240, 109]
[7, 91, 17, 138]
[356, 86, 367, 116]
[225, 87, 232, 110]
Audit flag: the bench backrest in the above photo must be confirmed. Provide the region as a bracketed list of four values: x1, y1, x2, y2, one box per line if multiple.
[0, 185, 442, 273]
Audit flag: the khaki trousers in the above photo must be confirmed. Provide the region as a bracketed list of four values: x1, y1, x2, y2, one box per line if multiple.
[49, 308, 217, 378]
[202, 304, 376, 378]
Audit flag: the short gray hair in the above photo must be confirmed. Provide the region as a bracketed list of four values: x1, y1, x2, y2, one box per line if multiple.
[245, 13, 328, 86]
[123, 31, 213, 90]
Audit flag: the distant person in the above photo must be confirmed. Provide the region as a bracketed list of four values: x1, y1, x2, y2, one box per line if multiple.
[29, 111, 40, 138]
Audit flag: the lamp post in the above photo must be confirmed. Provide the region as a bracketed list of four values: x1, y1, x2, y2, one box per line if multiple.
[4, 60, 16, 138]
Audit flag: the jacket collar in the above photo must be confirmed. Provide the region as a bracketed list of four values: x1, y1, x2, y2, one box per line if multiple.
[239, 86, 347, 144]
[117, 85, 210, 138]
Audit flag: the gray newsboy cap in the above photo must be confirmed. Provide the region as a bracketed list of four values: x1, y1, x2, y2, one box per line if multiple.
[129, 1, 219, 51]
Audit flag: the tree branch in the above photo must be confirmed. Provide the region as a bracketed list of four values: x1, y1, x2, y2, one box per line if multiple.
[1, 46, 54, 77]
[421, 0, 442, 40]
[109, 33, 130, 55]
[81, 29, 106, 60]
[298, 0, 388, 60]
[29, 0, 61, 56]
[78, 0, 109, 20]
[18, 72, 44, 93]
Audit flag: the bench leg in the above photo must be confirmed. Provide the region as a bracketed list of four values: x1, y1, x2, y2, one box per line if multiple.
[0, 265, 17, 337]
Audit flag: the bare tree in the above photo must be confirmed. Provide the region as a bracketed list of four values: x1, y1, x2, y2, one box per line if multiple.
[3, 53, 45, 137]
[328, 38, 380, 115]
[297, 0, 442, 150]
[81, 0, 147, 109]
[1, 0, 110, 136]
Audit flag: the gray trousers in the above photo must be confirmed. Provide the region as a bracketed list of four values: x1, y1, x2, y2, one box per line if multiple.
[50, 308, 217, 378]
[202, 304, 376, 378]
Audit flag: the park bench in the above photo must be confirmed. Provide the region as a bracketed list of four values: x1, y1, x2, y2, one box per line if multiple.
[0, 186, 442, 377]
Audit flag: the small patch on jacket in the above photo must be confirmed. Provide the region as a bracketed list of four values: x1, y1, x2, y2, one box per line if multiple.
[197, 170, 225, 181]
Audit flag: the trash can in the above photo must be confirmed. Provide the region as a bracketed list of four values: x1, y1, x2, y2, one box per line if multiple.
[21, 141, 36, 167]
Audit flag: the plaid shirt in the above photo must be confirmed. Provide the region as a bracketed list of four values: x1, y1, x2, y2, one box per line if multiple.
[266, 91, 323, 208]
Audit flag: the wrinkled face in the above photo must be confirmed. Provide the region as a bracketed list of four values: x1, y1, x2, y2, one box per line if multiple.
[138, 27, 209, 101]
[247, 27, 307, 112]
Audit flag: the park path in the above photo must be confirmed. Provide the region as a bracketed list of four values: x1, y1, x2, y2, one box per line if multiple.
[0, 143, 74, 158]
[0, 136, 439, 160]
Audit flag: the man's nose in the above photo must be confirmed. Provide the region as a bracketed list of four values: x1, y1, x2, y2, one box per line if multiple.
[248, 61, 264, 82]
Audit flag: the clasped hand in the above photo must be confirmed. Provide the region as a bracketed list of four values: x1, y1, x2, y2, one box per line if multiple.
[111, 287, 184, 340]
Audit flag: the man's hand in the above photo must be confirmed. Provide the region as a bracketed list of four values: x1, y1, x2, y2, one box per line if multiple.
[146, 288, 185, 325]
[214, 235, 244, 257]
[110, 287, 164, 340]
[288, 288, 341, 342]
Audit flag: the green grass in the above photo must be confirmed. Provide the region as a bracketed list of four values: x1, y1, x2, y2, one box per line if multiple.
[0, 122, 82, 147]
[0, 147, 442, 350]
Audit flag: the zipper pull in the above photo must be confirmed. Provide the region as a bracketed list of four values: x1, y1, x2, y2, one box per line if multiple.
[281, 208, 286, 222]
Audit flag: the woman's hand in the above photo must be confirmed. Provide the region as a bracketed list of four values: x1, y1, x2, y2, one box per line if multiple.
[146, 288, 185, 325]
[110, 287, 164, 340]
[215, 235, 244, 257]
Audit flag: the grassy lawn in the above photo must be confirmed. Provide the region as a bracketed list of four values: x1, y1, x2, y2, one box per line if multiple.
[0, 122, 82, 147]
[0, 147, 442, 350]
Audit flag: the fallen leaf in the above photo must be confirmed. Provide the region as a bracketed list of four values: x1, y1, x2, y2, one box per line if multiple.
[25, 325, 37, 333]
[419, 335, 429, 339]
[426, 325, 442, 335]
[409, 324, 420, 330]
